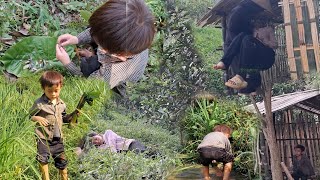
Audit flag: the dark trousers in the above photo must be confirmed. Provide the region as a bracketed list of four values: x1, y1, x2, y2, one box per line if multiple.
[36, 138, 68, 170]
[221, 33, 275, 73]
[198, 147, 234, 166]
[128, 140, 146, 154]
[80, 55, 101, 77]
[292, 171, 308, 180]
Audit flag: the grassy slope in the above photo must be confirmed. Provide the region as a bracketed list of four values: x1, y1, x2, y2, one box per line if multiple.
[191, 24, 225, 94]
[0, 74, 181, 179]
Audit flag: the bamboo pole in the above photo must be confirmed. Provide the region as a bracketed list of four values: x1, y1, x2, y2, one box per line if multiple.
[293, 0, 309, 76]
[304, 113, 314, 167]
[281, 162, 294, 180]
[283, 0, 298, 79]
[306, 0, 320, 72]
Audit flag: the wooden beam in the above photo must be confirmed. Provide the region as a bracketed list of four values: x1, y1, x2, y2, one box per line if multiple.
[283, 0, 297, 79]
[306, 0, 320, 72]
[294, 0, 309, 76]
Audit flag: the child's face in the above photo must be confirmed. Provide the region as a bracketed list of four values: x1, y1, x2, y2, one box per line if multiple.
[92, 135, 104, 146]
[294, 148, 303, 157]
[43, 84, 62, 101]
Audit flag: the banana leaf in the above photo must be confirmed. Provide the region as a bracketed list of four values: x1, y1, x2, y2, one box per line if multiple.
[0, 36, 75, 77]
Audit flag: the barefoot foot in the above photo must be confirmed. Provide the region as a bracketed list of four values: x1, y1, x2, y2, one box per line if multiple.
[213, 61, 225, 70]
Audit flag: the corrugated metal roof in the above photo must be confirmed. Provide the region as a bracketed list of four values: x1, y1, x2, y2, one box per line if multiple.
[244, 89, 320, 114]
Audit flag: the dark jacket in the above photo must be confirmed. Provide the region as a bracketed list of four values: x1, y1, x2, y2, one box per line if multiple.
[292, 154, 315, 176]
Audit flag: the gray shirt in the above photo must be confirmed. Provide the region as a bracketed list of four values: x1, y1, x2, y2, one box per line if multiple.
[64, 29, 149, 89]
[197, 132, 232, 153]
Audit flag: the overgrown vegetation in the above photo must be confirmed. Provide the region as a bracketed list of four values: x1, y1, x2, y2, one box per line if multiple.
[182, 99, 259, 177]
[0, 0, 184, 179]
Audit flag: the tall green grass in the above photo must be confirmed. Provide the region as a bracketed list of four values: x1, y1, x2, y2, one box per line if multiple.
[0, 73, 183, 179]
[182, 99, 259, 177]
[0, 74, 111, 179]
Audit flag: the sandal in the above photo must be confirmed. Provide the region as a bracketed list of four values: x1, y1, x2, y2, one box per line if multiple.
[225, 75, 248, 90]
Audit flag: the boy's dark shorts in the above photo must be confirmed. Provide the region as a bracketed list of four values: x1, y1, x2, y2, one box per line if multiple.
[198, 146, 234, 166]
[36, 137, 68, 170]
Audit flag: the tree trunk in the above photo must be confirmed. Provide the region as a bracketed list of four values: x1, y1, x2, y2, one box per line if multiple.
[262, 85, 283, 180]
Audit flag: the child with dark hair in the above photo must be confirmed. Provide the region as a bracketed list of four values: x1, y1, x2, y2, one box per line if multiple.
[197, 125, 234, 180]
[55, 0, 156, 96]
[291, 144, 315, 180]
[29, 71, 76, 180]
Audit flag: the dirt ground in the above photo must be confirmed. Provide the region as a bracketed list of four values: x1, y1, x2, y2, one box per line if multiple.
[167, 165, 248, 180]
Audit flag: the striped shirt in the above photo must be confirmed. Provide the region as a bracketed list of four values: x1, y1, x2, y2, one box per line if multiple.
[64, 29, 149, 88]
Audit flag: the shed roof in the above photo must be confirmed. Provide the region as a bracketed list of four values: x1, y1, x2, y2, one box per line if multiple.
[197, 0, 282, 27]
[244, 89, 320, 115]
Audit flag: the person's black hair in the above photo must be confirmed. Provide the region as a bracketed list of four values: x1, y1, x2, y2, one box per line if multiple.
[294, 144, 305, 152]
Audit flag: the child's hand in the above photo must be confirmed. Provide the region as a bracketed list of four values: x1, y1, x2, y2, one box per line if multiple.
[57, 34, 79, 46]
[56, 44, 71, 65]
[32, 116, 49, 126]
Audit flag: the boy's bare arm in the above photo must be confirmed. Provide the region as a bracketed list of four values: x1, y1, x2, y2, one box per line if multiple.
[31, 116, 49, 126]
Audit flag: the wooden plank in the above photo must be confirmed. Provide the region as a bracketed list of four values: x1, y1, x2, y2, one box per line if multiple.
[283, 0, 298, 79]
[294, 0, 309, 76]
[306, 0, 320, 72]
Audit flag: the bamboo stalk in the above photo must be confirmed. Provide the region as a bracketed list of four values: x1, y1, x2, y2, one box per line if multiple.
[283, 0, 297, 79]
[294, 0, 309, 76]
[304, 113, 314, 167]
[306, 0, 320, 72]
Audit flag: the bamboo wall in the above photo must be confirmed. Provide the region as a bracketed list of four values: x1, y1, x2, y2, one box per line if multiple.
[281, 0, 320, 79]
[272, 25, 291, 83]
[262, 108, 320, 177]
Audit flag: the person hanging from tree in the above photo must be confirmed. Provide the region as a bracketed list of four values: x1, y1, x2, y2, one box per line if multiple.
[213, 21, 277, 94]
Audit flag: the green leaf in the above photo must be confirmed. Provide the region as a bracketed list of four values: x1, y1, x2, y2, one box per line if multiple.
[0, 36, 74, 77]
[79, 10, 92, 23]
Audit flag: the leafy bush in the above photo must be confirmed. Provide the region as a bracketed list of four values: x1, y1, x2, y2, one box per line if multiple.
[182, 99, 259, 176]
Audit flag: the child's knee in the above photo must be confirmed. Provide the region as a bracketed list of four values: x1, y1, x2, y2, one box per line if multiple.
[37, 154, 49, 164]
[55, 158, 68, 170]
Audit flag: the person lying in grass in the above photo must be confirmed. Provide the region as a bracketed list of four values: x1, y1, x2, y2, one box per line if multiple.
[55, 0, 156, 97]
[197, 124, 234, 180]
[75, 130, 146, 156]
[29, 71, 77, 180]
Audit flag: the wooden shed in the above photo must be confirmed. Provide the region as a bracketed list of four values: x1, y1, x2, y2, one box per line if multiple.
[197, 0, 320, 80]
[245, 89, 320, 177]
